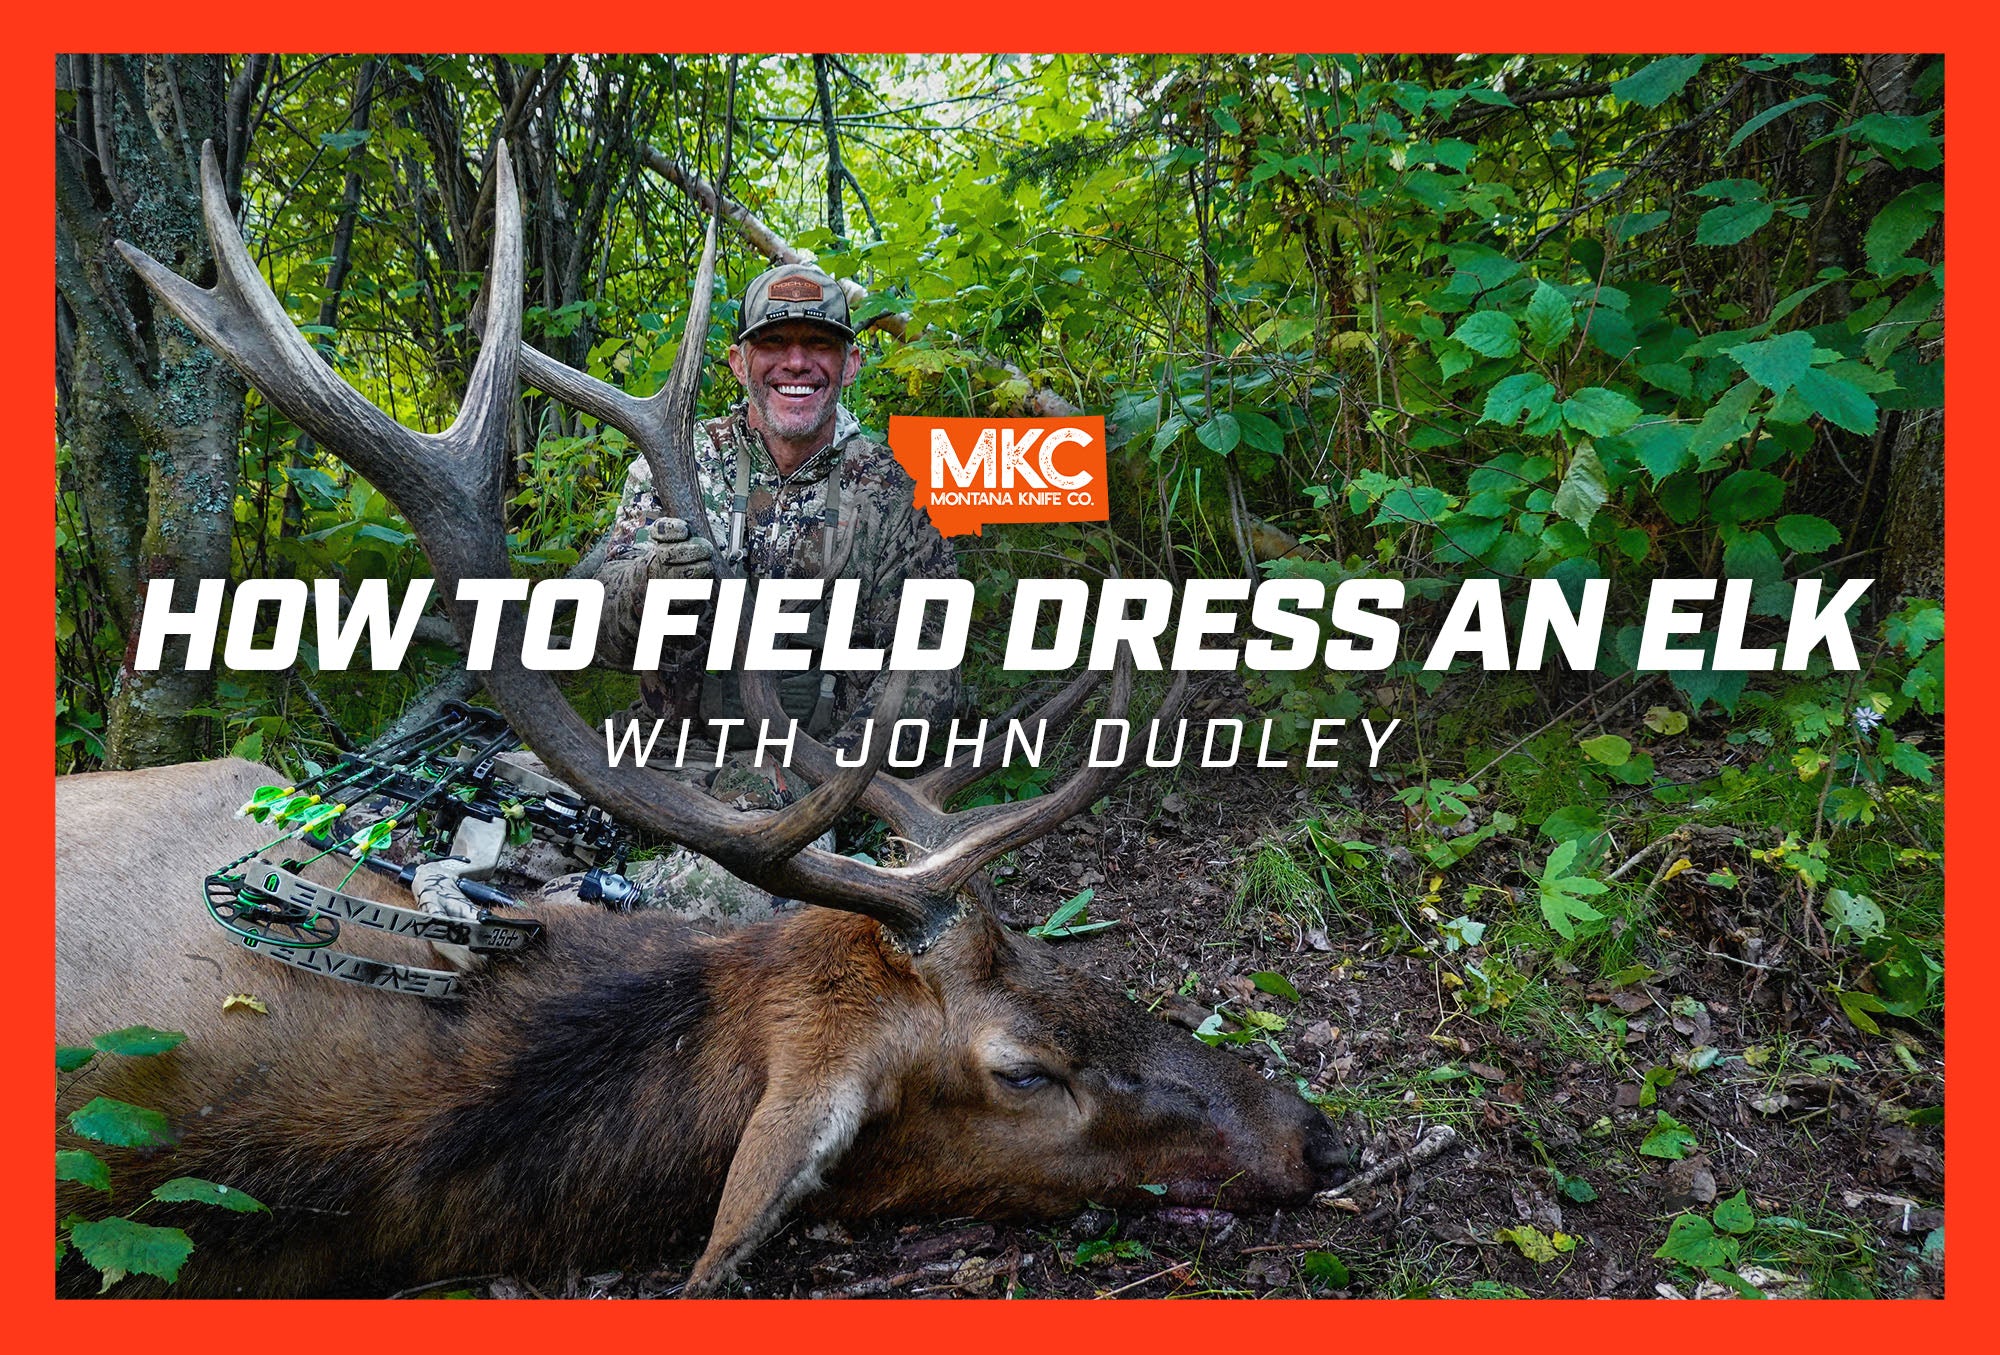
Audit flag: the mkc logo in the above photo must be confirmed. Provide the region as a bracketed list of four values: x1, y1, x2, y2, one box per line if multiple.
[888, 415, 1108, 536]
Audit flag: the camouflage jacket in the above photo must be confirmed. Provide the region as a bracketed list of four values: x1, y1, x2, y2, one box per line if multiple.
[595, 403, 959, 746]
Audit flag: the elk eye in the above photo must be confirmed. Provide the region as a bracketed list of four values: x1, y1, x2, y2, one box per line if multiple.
[994, 1068, 1049, 1091]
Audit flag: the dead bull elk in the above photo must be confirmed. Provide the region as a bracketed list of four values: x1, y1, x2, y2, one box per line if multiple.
[57, 141, 1350, 1296]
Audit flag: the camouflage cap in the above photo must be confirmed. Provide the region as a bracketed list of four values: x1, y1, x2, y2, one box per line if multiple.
[736, 263, 855, 342]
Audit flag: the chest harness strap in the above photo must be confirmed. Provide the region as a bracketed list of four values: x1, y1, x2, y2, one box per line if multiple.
[729, 437, 845, 736]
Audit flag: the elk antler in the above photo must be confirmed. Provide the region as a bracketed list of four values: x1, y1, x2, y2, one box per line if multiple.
[743, 659, 1188, 858]
[117, 139, 1183, 949]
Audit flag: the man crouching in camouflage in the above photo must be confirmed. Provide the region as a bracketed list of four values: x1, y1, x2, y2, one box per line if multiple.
[540, 262, 960, 922]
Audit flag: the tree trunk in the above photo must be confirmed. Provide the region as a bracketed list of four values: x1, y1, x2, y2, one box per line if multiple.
[1880, 335, 1944, 606]
[55, 55, 254, 767]
[813, 55, 846, 247]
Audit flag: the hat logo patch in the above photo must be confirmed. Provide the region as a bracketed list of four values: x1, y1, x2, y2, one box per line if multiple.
[767, 277, 825, 302]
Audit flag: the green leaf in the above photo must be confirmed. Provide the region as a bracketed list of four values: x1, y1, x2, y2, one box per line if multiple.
[1579, 734, 1631, 767]
[1495, 1225, 1572, 1262]
[1774, 515, 1840, 554]
[1885, 599, 1943, 655]
[1839, 989, 1889, 1035]
[1639, 1065, 1677, 1107]
[1249, 971, 1302, 1004]
[1640, 1111, 1699, 1160]
[1301, 1251, 1350, 1287]
[1480, 373, 1557, 428]
[1723, 532, 1783, 588]
[1374, 484, 1451, 526]
[1713, 1190, 1756, 1236]
[1438, 914, 1487, 950]
[66, 1217, 195, 1288]
[93, 1026, 188, 1058]
[1538, 839, 1608, 940]
[1195, 412, 1241, 454]
[1705, 1266, 1767, 1299]
[1822, 888, 1887, 941]
[1687, 379, 1759, 464]
[1696, 201, 1774, 247]
[1551, 443, 1609, 531]
[1454, 310, 1520, 358]
[1539, 804, 1604, 845]
[57, 1149, 111, 1193]
[151, 1177, 269, 1213]
[1612, 210, 1670, 241]
[68, 1097, 174, 1149]
[1888, 739, 1935, 784]
[1233, 409, 1284, 455]
[1622, 421, 1695, 483]
[1727, 92, 1829, 152]
[1837, 113, 1942, 168]
[1558, 1174, 1599, 1203]
[1636, 362, 1693, 397]
[1795, 367, 1879, 434]
[1644, 705, 1689, 736]
[1865, 183, 1942, 273]
[1724, 331, 1815, 392]
[1561, 388, 1640, 437]
[1612, 55, 1705, 108]
[1523, 281, 1574, 350]
[1655, 1213, 1733, 1268]
[1707, 470, 1786, 527]
[57, 1045, 96, 1072]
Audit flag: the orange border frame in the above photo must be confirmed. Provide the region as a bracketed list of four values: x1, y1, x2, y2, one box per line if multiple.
[11, 8, 1985, 1344]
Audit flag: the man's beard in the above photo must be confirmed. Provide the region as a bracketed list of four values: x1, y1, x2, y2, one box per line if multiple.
[750, 381, 836, 442]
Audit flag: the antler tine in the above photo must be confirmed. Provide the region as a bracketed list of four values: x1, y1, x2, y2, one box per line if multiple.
[738, 667, 942, 843]
[731, 669, 913, 861]
[912, 667, 1106, 806]
[512, 210, 724, 553]
[747, 646, 1187, 927]
[909, 660, 1191, 900]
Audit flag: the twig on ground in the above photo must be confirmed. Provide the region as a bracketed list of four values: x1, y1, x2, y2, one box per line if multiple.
[1705, 949, 1779, 972]
[1314, 1124, 1462, 1205]
[1606, 832, 1684, 882]
[1096, 1260, 1192, 1298]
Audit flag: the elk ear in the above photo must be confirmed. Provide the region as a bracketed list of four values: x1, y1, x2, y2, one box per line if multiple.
[685, 1076, 869, 1296]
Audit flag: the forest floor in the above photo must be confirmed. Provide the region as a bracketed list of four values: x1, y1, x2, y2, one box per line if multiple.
[461, 688, 1945, 1302]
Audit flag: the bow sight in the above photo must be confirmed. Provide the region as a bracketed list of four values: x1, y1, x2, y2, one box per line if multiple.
[204, 702, 633, 999]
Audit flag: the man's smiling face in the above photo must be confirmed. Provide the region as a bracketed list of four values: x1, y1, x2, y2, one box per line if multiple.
[728, 320, 862, 448]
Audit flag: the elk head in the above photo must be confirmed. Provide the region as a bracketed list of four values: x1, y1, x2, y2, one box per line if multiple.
[822, 907, 1351, 1216]
[112, 139, 1351, 1294]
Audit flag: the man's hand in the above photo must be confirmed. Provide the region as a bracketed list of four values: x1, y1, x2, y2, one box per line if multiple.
[642, 517, 716, 580]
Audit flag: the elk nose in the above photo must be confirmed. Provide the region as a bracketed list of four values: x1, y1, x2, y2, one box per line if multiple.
[1305, 1114, 1356, 1186]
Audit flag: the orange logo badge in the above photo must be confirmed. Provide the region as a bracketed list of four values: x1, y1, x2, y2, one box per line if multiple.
[887, 416, 1109, 536]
